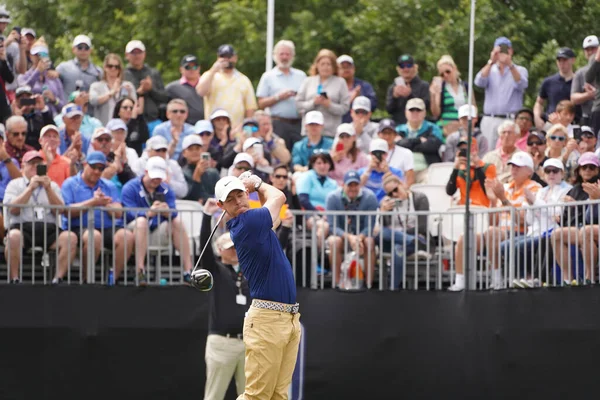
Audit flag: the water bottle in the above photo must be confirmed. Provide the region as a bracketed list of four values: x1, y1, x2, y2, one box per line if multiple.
[107, 268, 115, 286]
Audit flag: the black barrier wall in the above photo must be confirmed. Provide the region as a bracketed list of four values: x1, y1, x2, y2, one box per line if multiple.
[1, 286, 600, 400]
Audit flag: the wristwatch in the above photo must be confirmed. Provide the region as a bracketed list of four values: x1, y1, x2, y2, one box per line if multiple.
[2, 158, 11, 164]
[501, 199, 510, 206]
[254, 179, 262, 191]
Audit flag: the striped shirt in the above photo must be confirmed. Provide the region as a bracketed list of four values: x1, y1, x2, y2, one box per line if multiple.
[437, 81, 467, 127]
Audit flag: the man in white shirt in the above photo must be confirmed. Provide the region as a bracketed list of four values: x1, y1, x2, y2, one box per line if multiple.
[376, 119, 415, 186]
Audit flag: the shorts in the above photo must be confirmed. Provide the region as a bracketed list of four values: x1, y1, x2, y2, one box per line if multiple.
[8, 222, 61, 250]
[126, 220, 171, 247]
[71, 226, 122, 250]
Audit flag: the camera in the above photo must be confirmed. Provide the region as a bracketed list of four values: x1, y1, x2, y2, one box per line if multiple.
[458, 149, 467, 158]
[20, 98, 36, 106]
[320, 92, 328, 99]
[499, 44, 509, 54]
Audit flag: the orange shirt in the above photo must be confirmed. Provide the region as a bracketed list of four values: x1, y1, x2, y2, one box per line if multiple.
[497, 179, 541, 231]
[456, 162, 497, 207]
[41, 152, 72, 187]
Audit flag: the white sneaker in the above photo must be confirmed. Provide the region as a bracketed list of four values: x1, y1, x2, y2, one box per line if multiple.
[492, 278, 504, 290]
[448, 282, 465, 292]
[512, 279, 525, 289]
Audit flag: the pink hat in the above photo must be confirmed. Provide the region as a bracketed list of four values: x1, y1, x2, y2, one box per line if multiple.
[578, 152, 600, 167]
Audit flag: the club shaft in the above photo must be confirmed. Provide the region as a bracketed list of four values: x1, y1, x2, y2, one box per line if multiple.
[192, 211, 226, 273]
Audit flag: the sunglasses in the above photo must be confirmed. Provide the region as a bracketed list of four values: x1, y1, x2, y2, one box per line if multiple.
[582, 133, 596, 139]
[184, 64, 199, 70]
[153, 148, 168, 153]
[76, 45, 90, 51]
[387, 187, 399, 197]
[549, 135, 566, 142]
[89, 164, 106, 171]
[243, 125, 258, 133]
[440, 70, 452, 76]
[198, 131, 212, 136]
[235, 165, 251, 171]
[399, 63, 414, 69]
[121, 106, 133, 111]
[273, 174, 288, 179]
[517, 116, 532, 122]
[106, 64, 120, 69]
[338, 133, 352, 139]
[11, 131, 27, 137]
[580, 164, 599, 171]
[95, 137, 111, 143]
[527, 141, 542, 146]
[408, 108, 423, 112]
[170, 109, 186, 114]
[354, 109, 369, 115]
[544, 168, 561, 174]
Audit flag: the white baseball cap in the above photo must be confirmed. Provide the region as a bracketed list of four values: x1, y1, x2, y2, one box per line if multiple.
[91, 127, 112, 141]
[406, 98, 426, 111]
[40, 124, 59, 139]
[458, 104, 478, 119]
[508, 152, 534, 170]
[210, 109, 230, 121]
[336, 123, 356, 136]
[182, 134, 203, 150]
[233, 152, 255, 168]
[146, 135, 168, 150]
[369, 138, 389, 153]
[146, 156, 168, 180]
[215, 232, 234, 250]
[542, 158, 564, 171]
[305, 111, 324, 126]
[73, 35, 92, 48]
[352, 96, 371, 112]
[336, 54, 354, 65]
[215, 176, 246, 202]
[242, 137, 262, 152]
[583, 35, 599, 49]
[125, 40, 146, 53]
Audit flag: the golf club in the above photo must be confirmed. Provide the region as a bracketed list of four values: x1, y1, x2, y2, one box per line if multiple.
[190, 211, 226, 291]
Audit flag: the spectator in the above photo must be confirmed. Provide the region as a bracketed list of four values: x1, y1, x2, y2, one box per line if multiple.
[291, 111, 333, 172]
[337, 54, 377, 123]
[350, 96, 379, 155]
[256, 40, 306, 151]
[12, 85, 54, 149]
[376, 118, 415, 186]
[498, 108, 535, 151]
[122, 156, 194, 285]
[221, 122, 273, 182]
[446, 136, 497, 207]
[58, 104, 90, 159]
[534, 48, 576, 130]
[228, 152, 254, 178]
[208, 109, 235, 168]
[153, 98, 195, 161]
[482, 120, 524, 183]
[526, 131, 549, 187]
[430, 55, 472, 137]
[123, 40, 169, 133]
[444, 104, 488, 161]
[544, 99, 577, 134]
[296, 151, 338, 211]
[253, 110, 291, 166]
[166, 55, 204, 124]
[577, 125, 598, 157]
[89, 53, 136, 126]
[89, 127, 137, 193]
[61, 151, 135, 282]
[54, 90, 103, 139]
[326, 171, 378, 288]
[56, 35, 102, 97]
[586, 39, 600, 137]
[193, 119, 217, 164]
[5, 115, 35, 165]
[385, 54, 430, 125]
[106, 118, 139, 171]
[571, 36, 598, 126]
[113, 96, 148, 155]
[39, 125, 75, 186]
[18, 36, 65, 116]
[358, 138, 404, 201]
[545, 124, 578, 180]
[270, 163, 301, 214]
[196, 44, 257, 128]
[181, 135, 220, 203]
[0, 33, 14, 121]
[396, 98, 444, 183]
[474, 37, 528, 148]
[21, 28, 35, 71]
[4, 150, 77, 284]
[329, 123, 369, 186]
[295, 49, 350, 137]
[0, 9, 26, 94]
[377, 175, 430, 289]
[0, 123, 22, 204]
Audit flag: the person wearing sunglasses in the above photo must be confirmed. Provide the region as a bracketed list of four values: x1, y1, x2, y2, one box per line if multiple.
[153, 98, 195, 161]
[545, 124, 579, 181]
[166, 55, 204, 125]
[89, 53, 136, 126]
[253, 110, 290, 166]
[526, 131, 549, 187]
[4, 115, 35, 165]
[180, 134, 220, 204]
[337, 54, 377, 124]
[89, 127, 137, 195]
[112, 97, 148, 155]
[55, 35, 102, 98]
[385, 54, 430, 125]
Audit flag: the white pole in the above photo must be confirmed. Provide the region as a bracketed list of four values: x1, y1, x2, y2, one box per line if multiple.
[266, 0, 275, 72]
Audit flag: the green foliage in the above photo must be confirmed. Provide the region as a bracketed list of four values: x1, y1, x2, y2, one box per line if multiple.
[6, 0, 600, 111]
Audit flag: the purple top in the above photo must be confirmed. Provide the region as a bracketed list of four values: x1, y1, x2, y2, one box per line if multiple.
[474, 63, 529, 115]
[17, 68, 66, 116]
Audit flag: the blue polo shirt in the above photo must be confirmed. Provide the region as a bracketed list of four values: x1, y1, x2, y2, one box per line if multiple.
[357, 167, 404, 201]
[59, 127, 91, 157]
[152, 121, 196, 161]
[61, 173, 122, 229]
[256, 67, 307, 119]
[121, 176, 177, 229]
[227, 207, 296, 304]
[291, 136, 333, 168]
[539, 73, 573, 114]
[0, 157, 18, 201]
[296, 169, 339, 209]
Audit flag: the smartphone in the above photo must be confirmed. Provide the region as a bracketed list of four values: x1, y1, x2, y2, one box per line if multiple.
[335, 142, 344, 152]
[201, 152, 211, 161]
[373, 151, 383, 162]
[13, 26, 21, 34]
[154, 192, 166, 203]
[458, 149, 467, 158]
[20, 98, 36, 106]
[573, 125, 582, 141]
[499, 44, 509, 54]
[394, 76, 406, 86]
[253, 143, 264, 159]
[36, 164, 47, 176]
[394, 199, 402, 207]
[320, 92, 328, 99]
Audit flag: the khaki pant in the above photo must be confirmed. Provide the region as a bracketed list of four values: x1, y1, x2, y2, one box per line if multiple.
[205, 334, 246, 400]
[237, 304, 301, 400]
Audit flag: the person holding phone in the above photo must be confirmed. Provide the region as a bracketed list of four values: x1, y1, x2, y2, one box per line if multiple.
[385, 54, 430, 125]
[328, 123, 369, 186]
[0, 32, 14, 122]
[358, 138, 404, 201]
[38, 124, 75, 187]
[180, 135, 220, 204]
[11, 85, 55, 150]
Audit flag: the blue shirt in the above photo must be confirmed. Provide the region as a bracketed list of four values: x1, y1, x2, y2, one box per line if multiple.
[326, 188, 378, 236]
[121, 176, 177, 229]
[358, 167, 404, 201]
[54, 114, 103, 141]
[296, 169, 339, 209]
[61, 173, 122, 229]
[0, 158, 18, 201]
[291, 136, 334, 168]
[396, 120, 444, 142]
[59, 127, 91, 157]
[539, 73, 573, 114]
[152, 120, 196, 161]
[256, 67, 307, 119]
[474, 63, 529, 114]
[341, 77, 377, 123]
[227, 207, 296, 304]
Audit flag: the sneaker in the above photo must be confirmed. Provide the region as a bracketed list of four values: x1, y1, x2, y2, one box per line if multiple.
[585, 279, 592, 286]
[51, 277, 63, 285]
[448, 283, 465, 292]
[512, 279, 526, 289]
[9, 278, 20, 284]
[492, 278, 504, 290]
[183, 272, 192, 284]
[137, 270, 148, 286]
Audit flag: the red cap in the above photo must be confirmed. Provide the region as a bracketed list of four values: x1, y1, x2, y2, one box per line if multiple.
[22, 150, 43, 164]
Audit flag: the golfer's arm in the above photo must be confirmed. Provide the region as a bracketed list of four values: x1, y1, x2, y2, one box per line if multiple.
[257, 183, 286, 226]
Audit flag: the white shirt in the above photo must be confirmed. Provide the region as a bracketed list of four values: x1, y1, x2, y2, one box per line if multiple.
[133, 153, 189, 199]
[387, 144, 415, 174]
[525, 181, 572, 237]
[4, 177, 63, 226]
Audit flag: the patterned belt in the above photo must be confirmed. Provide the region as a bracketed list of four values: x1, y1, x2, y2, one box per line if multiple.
[252, 299, 300, 314]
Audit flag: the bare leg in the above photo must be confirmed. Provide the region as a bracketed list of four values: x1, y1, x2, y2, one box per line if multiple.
[363, 237, 376, 288]
[327, 236, 344, 286]
[81, 229, 102, 279]
[114, 229, 135, 280]
[133, 217, 149, 272]
[551, 227, 579, 282]
[53, 231, 78, 280]
[5, 229, 22, 280]
[579, 226, 599, 281]
[171, 217, 192, 272]
[484, 227, 507, 270]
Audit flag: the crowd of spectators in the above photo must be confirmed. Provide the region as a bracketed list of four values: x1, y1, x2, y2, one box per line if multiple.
[0, 6, 599, 289]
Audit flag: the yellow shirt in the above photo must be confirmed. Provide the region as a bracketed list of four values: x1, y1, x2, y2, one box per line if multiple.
[204, 70, 258, 127]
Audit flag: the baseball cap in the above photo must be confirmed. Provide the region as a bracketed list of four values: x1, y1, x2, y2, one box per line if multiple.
[15, 86, 32, 96]
[106, 118, 128, 132]
[542, 158, 564, 171]
[494, 36, 512, 47]
[40, 124, 59, 139]
[22, 28, 36, 38]
[406, 98, 425, 111]
[242, 118, 259, 128]
[146, 156, 168, 180]
[378, 118, 396, 133]
[217, 44, 236, 57]
[91, 127, 112, 141]
[336, 123, 355, 136]
[0, 6, 11, 24]
[215, 232, 234, 250]
[146, 135, 169, 150]
[23, 150, 43, 164]
[344, 170, 361, 185]
[72, 35, 92, 48]
[508, 152, 534, 170]
[370, 138, 389, 153]
[352, 96, 371, 112]
[337, 55, 354, 65]
[62, 103, 84, 119]
[210, 108, 230, 121]
[215, 176, 246, 202]
[242, 137, 262, 152]
[458, 104, 478, 119]
[182, 134, 203, 150]
[527, 131, 547, 144]
[581, 126, 595, 136]
[583, 35, 600, 49]
[305, 111, 324, 126]
[180, 54, 198, 66]
[556, 47, 576, 59]
[397, 54, 414, 65]
[233, 152, 255, 168]
[125, 40, 146, 53]
[457, 136, 478, 148]
[86, 151, 107, 166]
[194, 120, 214, 134]
[578, 152, 600, 167]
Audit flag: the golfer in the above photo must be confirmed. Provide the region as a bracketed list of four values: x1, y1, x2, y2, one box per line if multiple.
[215, 173, 300, 400]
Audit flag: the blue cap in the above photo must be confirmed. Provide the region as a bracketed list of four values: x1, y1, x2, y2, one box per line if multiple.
[86, 151, 107, 166]
[378, 118, 396, 133]
[494, 36, 512, 48]
[344, 170, 361, 185]
[106, 118, 128, 132]
[194, 119, 214, 134]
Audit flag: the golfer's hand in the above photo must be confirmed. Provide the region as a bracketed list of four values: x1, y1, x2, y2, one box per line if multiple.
[239, 172, 262, 193]
[203, 198, 220, 215]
